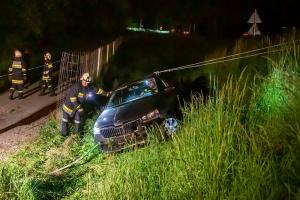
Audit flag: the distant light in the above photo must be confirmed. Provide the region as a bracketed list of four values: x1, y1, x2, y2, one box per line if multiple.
[148, 29, 170, 34]
[183, 31, 190, 35]
[126, 27, 170, 34]
[126, 27, 146, 32]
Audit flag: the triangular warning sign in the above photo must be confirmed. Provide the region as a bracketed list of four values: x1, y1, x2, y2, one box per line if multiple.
[248, 9, 262, 24]
[248, 24, 261, 36]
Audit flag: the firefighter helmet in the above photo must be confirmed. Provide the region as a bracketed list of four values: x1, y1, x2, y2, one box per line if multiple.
[44, 52, 51, 60]
[14, 50, 22, 58]
[80, 73, 92, 83]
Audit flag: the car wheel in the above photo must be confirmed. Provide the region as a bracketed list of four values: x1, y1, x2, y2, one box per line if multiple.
[162, 116, 180, 137]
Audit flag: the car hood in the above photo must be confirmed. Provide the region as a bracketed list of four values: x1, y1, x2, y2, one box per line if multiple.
[96, 95, 159, 127]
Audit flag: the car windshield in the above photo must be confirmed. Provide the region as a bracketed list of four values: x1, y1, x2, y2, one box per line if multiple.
[107, 78, 158, 108]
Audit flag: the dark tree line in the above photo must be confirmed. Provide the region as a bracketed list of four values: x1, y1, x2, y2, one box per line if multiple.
[0, 0, 298, 68]
[0, 0, 129, 52]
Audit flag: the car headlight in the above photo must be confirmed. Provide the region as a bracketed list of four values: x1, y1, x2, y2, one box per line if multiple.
[93, 126, 101, 135]
[142, 109, 160, 122]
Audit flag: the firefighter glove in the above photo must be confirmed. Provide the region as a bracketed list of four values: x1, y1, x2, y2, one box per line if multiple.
[78, 108, 84, 116]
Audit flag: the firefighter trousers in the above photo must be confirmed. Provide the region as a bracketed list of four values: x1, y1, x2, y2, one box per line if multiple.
[40, 79, 54, 96]
[10, 83, 24, 99]
[61, 110, 82, 136]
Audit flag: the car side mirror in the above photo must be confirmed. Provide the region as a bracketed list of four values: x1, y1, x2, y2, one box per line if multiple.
[164, 86, 175, 93]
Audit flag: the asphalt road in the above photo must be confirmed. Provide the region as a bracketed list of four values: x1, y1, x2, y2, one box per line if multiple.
[0, 82, 57, 133]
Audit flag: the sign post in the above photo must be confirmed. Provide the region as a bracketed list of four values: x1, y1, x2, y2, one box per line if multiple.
[247, 9, 262, 36]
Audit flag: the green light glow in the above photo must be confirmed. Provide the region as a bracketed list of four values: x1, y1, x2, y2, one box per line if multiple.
[126, 27, 170, 34]
[256, 68, 288, 115]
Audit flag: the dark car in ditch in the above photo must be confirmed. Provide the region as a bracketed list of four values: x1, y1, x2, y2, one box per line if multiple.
[93, 75, 180, 153]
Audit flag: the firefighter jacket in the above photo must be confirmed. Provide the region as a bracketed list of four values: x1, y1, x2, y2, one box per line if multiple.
[9, 57, 27, 84]
[63, 82, 110, 116]
[42, 61, 53, 81]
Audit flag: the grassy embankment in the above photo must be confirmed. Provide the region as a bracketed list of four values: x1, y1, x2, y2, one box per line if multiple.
[1, 38, 300, 199]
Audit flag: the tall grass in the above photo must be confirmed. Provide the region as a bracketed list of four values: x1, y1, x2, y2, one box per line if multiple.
[1, 43, 300, 199]
[76, 45, 300, 199]
[0, 117, 101, 200]
[78, 47, 300, 199]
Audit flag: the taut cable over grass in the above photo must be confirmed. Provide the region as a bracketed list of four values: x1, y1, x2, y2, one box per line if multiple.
[154, 39, 300, 74]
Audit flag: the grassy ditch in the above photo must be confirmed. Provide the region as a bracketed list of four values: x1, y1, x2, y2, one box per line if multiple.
[1, 44, 300, 199]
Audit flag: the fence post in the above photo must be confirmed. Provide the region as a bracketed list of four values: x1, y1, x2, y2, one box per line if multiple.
[106, 44, 110, 63]
[113, 41, 115, 55]
[85, 54, 88, 72]
[97, 48, 101, 76]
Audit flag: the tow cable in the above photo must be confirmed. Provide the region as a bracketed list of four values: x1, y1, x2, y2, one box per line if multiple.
[153, 40, 299, 75]
[49, 143, 99, 175]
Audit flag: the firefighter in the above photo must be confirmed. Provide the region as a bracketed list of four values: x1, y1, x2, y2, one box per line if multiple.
[8, 49, 27, 99]
[61, 73, 111, 137]
[40, 52, 55, 96]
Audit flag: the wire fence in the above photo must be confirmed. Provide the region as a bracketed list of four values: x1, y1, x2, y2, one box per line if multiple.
[56, 38, 123, 121]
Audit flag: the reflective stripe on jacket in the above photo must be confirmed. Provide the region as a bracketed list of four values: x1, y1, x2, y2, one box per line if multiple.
[63, 83, 82, 114]
[63, 82, 109, 114]
[42, 61, 53, 81]
[9, 58, 26, 81]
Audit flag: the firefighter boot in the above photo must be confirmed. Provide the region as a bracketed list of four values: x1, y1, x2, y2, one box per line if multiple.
[61, 112, 69, 137]
[9, 89, 14, 100]
[49, 86, 55, 96]
[18, 92, 24, 99]
[39, 86, 46, 96]
[74, 122, 82, 135]
[74, 111, 83, 135]
[61, 121, 68, 137]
